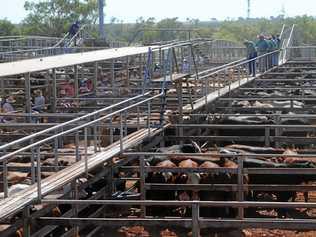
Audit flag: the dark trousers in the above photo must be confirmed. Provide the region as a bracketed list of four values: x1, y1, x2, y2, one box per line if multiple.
[248, 52, 257, 77]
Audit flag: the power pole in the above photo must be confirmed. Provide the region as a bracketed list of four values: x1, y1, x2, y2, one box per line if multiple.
[247, 0, 251, 19]
[98, 0, 106, 40]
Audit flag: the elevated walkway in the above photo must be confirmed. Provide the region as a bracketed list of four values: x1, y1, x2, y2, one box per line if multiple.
[0, 126, 166, 220]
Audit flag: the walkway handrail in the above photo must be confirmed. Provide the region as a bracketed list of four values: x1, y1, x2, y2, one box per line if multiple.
[283, 24, 295, 62]
[53, 32, 70, 48]
[66, 24, 87, 47]
[0, 92, 162, 163]
[197, 49, 280, 81]
[0, 36, 61, 43]
[195, 25, 293, 82]
[197, 57, 247, 77]
[0, 25, 88, 62]
[0, 91, 152, 157]
[0, 46, 108, 57]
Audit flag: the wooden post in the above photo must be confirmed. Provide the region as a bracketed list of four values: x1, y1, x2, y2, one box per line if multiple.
[54, 130, 59, 172]
[172, 48, 179, 73]
[75, 131, 80, 162]
[72, 179, 79, 236]
[52, 68, 57, 113]
[36, 146, 42, 202]
[139, 54, 143, 80]
[93, 62, 98, 96]
[177, 82, 184, 145]
[23, 206, 31, 237]
[139, 156, 146, 217]
[237, 156, 244, 219]
[125, 56, 130, 95]
[265, 127, 270, 147]
[111, 59, 115, 95]
[74, 65, 79, 98]
[24, 73, 32, 122]
[192, 202, 200, 237]
[275, 113, 281, 148]
[2, 149, 8, 198]
[0, 76, 4, 97]
[159, 48, 163, 78]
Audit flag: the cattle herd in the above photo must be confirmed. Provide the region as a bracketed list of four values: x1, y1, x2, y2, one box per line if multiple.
[114, 144, 316, 218]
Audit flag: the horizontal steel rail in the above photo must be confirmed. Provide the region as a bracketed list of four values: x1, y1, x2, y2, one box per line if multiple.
[0, 92, 150, 153]
[123, 152, 316, 158]
[0, 92, 158, 162]
[42, 199, 316, 209]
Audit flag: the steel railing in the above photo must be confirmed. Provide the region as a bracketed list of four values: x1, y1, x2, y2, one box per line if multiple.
[0, 91, 164, 200]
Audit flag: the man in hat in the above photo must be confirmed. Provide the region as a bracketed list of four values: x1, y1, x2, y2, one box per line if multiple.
[68, 21, 80, 46]
[256, 34, 269, 72]
[33, 90, 45, 113]
[69, 21, 80, 37]
[244, 40, 257, 77]
[79, 78, 89, 94]
[61, 79, 75, 97]
[2, 96, 16, 122]
[182, 59, 190, 74]
[272, 35, 281, 66]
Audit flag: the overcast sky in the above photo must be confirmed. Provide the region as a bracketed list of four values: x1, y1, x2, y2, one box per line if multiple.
[1, 0, 315, 23]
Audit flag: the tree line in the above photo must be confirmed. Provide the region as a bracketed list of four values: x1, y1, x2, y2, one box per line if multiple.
[1, 0, 316, 45]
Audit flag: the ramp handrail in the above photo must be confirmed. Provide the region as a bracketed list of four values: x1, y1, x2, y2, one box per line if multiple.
[0, 90, 164, 200]
[0, 92, 151, 157]
[65, 24, 87, 47]
[53, 32, 70, 48]
[0, 25, 88, 62]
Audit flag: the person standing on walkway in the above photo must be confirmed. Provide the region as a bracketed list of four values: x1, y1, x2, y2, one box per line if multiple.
[256, 34, 269, 72]
[2, 96, 16, 122]
[273, 35, 282, 66]
[33, 90, 45, 113]
[182, 59, 190, 74]
[244, 40, 258, 77]
[68, 21, 80, 46]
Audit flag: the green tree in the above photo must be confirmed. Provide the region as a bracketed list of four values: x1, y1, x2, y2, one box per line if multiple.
[156, 18, 184, 41]
[22, 0, 98, 36]
[0, 19, 18, 36]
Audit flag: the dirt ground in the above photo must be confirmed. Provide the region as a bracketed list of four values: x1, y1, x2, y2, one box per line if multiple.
[105, 189, 316, 237]
[244, 190, 316, 237]
[243, 229, 316, 237]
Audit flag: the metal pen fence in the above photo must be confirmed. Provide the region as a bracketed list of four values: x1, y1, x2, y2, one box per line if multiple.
[41, 149, 316, 237]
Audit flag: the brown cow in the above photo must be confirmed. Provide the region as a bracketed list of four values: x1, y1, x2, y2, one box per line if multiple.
[199, 161, 228, 218]
[176, 159, 200, 216]
[145, 160, 177, 217]
[177, 159, 200, 200]
[118, 226, 150, 237]
[0, 172, 29, 193]
[160, 229, 178, 237]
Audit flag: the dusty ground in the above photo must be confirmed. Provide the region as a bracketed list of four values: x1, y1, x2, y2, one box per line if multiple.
[243, 229, 316, 237]
[244, 190, 316, 237]
[104, 189, 316, 237]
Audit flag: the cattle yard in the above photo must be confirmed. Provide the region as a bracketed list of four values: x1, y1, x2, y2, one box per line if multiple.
[2, 25, 316, 237]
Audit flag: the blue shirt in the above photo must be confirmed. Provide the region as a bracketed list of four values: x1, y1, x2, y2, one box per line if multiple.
[2, 102, 15, 122]
[33, 95, 45, 112]
[2, 102, 14, 113]
[182, 62, 190, 73]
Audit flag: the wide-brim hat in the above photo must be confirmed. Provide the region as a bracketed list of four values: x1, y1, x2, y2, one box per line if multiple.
[60, 89, 66, 95]
[34, 89, 42, 95]
[6, 97, 16, 103]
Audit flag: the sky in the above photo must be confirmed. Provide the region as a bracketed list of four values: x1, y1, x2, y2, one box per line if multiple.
[0, 0, 315, 23]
